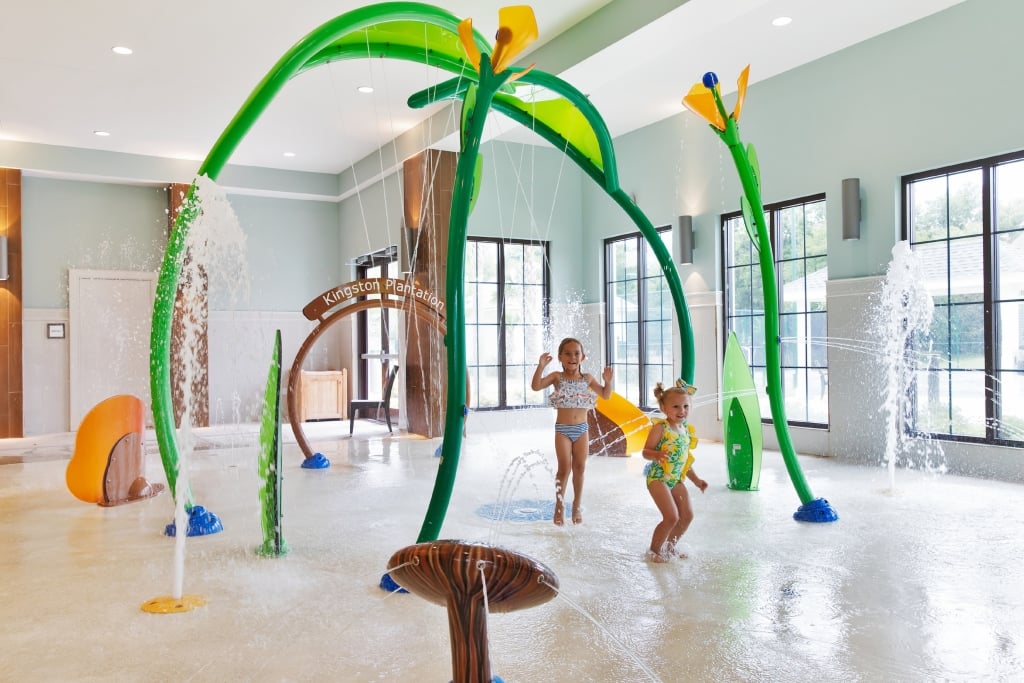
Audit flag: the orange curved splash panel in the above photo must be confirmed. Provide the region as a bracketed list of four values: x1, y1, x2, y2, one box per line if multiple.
[66, 395, 145, 503]
[595, 392, 652, 454]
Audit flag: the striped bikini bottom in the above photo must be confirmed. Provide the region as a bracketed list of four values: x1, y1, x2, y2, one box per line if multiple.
[554, 422, 588, 443]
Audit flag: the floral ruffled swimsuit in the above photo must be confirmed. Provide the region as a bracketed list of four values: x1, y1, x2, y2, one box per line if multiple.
[549, 377, 597, 409]
[644, 418, 697, 487]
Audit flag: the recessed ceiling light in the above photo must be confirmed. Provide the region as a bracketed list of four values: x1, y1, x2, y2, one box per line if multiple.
[357, 85, 374, 94]
[111, 46, 133, 55]
[93, 130, 111, 137]
[772, 16, 792, 27]
[283, 152, 296, 157]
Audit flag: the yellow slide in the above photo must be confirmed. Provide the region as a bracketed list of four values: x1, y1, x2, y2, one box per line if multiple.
[595, 392, 652, 454]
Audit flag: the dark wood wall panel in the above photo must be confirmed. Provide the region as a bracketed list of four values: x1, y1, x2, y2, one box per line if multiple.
[403, 150, 456, 438]
[0, 168, 24, 437]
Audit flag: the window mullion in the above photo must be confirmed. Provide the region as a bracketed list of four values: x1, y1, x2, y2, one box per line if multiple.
[636, 235, 648, 398]
[496, 242, 507, 407]
[983, 166, 998, 439]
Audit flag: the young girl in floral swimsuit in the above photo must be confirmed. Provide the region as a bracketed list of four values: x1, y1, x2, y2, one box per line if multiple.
[641, 380, 707, 561]
[531, 338, 613, 525]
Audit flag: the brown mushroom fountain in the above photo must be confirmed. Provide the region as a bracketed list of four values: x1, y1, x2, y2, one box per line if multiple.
[387, 540, 559, 683]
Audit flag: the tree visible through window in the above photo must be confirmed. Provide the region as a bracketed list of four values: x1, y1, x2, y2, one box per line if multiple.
[903, 150, 1024, 445]
[465, 237, 550, 409]
[723, 195, 829, 427]
[604, 228, 672, 410]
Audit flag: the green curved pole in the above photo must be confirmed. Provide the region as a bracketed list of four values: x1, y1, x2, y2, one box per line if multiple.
[411, 74, 695, 384]
[150, 2, 490, 502]
[704, 78, 818, 507]
[502, 70, 620, 192]
[507, 109, 694, 383]
[150, 1, 704, 538]
[405, 74, 696, 539]
[150, 188, 199, 501]
[731, 138, 813, 503]
[416, 60, 507, 542]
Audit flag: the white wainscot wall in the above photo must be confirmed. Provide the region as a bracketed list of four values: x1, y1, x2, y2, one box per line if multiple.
[22, 308, 346, 435]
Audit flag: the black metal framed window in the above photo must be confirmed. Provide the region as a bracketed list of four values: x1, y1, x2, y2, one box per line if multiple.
[902, 149, 1024, 446]
[465, 237, 550, 409]
[355, 245, 400, 400]
[722, 195, 829, 427]
[604, 228, 673, 410]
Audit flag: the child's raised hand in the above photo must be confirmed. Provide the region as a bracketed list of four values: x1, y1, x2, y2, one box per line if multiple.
[538, 352, 552, 367]
[602, 366, 613, 383]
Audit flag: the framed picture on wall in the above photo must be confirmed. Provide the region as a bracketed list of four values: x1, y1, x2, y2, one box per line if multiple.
[47, 323, 65, 339]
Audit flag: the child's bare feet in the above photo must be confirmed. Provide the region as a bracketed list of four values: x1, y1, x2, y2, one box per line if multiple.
[665, 543, 688, 559]
[645, 550, 669, 563]
[572, 508, 583, 525]
[553, 503, 565, 526]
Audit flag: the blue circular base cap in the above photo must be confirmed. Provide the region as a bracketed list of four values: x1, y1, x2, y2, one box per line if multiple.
[301, 453, 330, 469]
[793, 498, 839, 523]
[164, 505, 225, 537]
[476, 498, 567, 522]
[450, 678, 503, 683]
[379, 572, 408, 593]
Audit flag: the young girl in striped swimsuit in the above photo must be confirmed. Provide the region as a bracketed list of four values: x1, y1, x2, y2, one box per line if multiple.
[531, 337, 613, 525]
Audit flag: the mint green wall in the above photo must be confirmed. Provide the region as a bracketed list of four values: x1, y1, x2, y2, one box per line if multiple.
[339, 142, 585, 299]
[582, 0, 1024, 292]
[22, 177, 168, 309]
[223, 194, 341, 310]
[469, 142, 584, 298]
[580, 113, 722, 302]
[338, 171, 404, 273]
[21, 175, 341, 311]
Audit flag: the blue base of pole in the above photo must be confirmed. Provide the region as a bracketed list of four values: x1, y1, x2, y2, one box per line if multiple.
[793, 497, 838, 523]
[301, 453, 330, 469]
[165, 505, 224, 536]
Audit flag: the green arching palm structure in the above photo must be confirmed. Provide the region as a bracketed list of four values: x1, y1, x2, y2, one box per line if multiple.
[682, 68, 837, 523]
[149, 3, 696, 540]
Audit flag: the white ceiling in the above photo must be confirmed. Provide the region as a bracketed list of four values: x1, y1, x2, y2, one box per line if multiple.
[0, 0, 965, 176]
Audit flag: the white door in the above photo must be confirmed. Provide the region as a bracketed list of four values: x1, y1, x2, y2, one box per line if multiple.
[69, 269, 158, 428]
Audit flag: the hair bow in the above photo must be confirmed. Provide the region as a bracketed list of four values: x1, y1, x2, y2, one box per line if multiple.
[675, 378, 697, 395]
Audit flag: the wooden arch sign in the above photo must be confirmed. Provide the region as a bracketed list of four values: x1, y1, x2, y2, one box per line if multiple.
[287, 278, 446, 462]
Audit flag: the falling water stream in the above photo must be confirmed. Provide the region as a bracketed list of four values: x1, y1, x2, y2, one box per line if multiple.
[875, 241, 939, 491]
[162, 176, 251, 600]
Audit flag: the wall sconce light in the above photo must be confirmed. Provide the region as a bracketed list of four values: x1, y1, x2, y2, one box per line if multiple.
[0, 236, 8, 281]
[677, 215, 694, 265]
[842, 178, 861, 241]
[404, 193, 421, 230]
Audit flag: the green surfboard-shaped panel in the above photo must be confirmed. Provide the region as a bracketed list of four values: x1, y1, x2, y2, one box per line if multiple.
[722, 331, 762, 491]
[257, 330, 288, 557]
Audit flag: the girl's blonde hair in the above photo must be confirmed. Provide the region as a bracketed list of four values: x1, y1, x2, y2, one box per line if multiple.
[653, 381, 689, 405]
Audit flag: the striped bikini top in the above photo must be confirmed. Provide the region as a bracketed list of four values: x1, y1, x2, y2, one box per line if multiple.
[549, 376, 597, 409]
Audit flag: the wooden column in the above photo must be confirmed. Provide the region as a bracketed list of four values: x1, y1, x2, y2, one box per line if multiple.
[403, 150, 457, 438]
[167, 183, 209, 427]
[0, 168, 23, 437]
